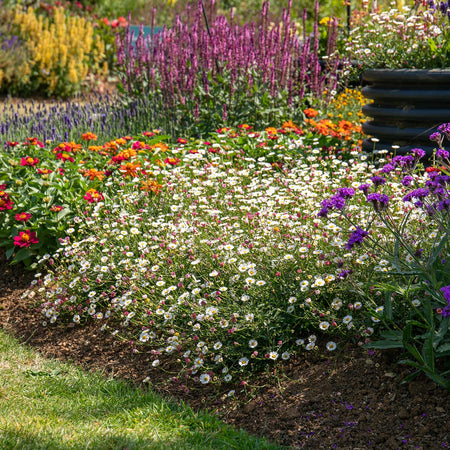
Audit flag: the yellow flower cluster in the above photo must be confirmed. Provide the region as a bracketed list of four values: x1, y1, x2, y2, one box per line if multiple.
[12, 6, 105, 96]
[327, 88, 370, 123]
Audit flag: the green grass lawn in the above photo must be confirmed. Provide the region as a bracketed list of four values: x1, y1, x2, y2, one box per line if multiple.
[0, 330, 280, 450]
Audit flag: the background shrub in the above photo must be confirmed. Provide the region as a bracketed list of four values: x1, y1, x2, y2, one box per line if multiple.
[116, 0, 344, 138]
[7, 5, 108, 97]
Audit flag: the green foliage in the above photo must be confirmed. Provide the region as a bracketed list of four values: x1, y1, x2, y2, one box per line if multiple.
[0, 133, 170, 266]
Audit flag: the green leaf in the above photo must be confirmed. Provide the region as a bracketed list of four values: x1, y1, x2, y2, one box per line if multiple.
[5, 247, 15, 259]
[364, 340, 403, 350]
[12, 248, 31, 264]
[406, 320, 428, 329]
[403, 342, 425, 365]
[433, 317, 449, 349]
[436, 343, 450, 354]
[421, 334, 435, 372]
[428, 37, 437, 53]
[384, 290, 393, 321]
[56, 208, 71, 222]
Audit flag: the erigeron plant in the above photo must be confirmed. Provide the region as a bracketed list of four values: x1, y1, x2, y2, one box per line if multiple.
[28, 127, 439, 388]
[346, 1, 450, 70]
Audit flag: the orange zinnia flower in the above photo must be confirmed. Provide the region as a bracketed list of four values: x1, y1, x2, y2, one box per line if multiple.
[54, 142, 82, 153]
[265, 127, 278, 135]
[82, 132, 98, 141]
[140, 179, 163, 194]
[304, 108, 319, 118]
[281, 120, 298, 130]
[83, 168, 105, 181]
[105, 141, 118, 151]
[119, 161, 141, 177]
[151, 142, 169, 152]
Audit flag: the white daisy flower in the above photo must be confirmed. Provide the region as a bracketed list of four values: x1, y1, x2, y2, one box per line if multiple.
[239, 357, 249, 366]
[326, 341, 337, 351]
[200, 373, 211, 384]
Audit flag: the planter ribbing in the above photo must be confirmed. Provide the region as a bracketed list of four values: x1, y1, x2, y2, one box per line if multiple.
[361, 69, 450, 156]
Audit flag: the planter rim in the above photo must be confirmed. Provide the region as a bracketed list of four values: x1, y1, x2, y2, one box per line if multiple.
[364, 68, 450, 72]
[363, 68, 450, 84]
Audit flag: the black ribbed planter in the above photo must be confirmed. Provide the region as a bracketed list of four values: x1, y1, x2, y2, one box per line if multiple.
[361, 69, 450, 156]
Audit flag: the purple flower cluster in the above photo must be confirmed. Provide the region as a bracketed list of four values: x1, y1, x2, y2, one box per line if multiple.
[440, 285, 450, 318]
[358, 183, 370, 195]
[436, 148, 450, 159]
[345, 227, 369, 251]
[367, 192, 389, 211]
[411, 148, 426, 159]
[401, 175, 414, 187]
[370, 176, 386, 188]
[403, 188, 430, 203]
[430, 131, 442, 143]
[317, 187, 355, 217]
[392, 154, 415, 168]
[0, 32, 21, 52]
[381, 163, 395, 174]
[437, 123, 450, 136]
[431, 123, 450, 151]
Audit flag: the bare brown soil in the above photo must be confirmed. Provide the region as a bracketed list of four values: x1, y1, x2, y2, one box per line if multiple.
[0, 250, 449, 449]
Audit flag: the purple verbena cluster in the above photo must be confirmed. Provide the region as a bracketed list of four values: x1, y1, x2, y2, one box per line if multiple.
[317, 187, 355, 217]
[366, 192, 390, 211]
[430, 123, 450, 152]
[440, 285, 450, 317]
[345, 227, 369, 250]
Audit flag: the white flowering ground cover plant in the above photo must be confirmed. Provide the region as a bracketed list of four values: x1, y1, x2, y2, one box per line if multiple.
[346, 1, 450, 69]
[21, 124, 446, 390]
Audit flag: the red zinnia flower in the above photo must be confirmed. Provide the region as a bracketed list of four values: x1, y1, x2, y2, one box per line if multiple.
[131, 141, 146, 150]
[15, 212, 31, 222]
[83, 189, 104, 203]
[0, 192, 14, 210]
[50, 205, 64, 212]
[164, 157, 180, 166]
[13, 230, 38, 247]
[56, 152, 75, 163]
[177, 138, 187, 144]
[37, 168, 53, 175]
[21, 156, 39, 166]
[25, 137, 44, 147]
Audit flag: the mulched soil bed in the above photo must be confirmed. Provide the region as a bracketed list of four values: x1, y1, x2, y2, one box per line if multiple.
[1, 250, 449, 449]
